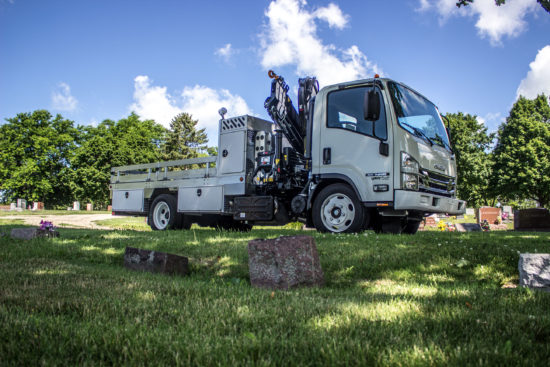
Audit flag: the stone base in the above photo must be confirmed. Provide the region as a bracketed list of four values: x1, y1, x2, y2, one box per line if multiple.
[248, 235, 324, 290]
[455, 223, 482, 232]
[519, 253, 550, 289]
[11, 228, 59, 240]
[124, 247, 189, 276]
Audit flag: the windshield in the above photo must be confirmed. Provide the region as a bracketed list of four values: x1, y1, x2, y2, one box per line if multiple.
[388, 82, 451, 151]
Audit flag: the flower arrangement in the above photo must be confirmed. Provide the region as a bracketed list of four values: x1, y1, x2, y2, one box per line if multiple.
[39, 220, 55, 232]
[480, 219, 490, 231]
[438, 220, 447, 232]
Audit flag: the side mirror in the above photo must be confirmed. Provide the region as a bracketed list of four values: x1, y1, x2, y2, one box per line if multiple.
[364, 87, 380, 121]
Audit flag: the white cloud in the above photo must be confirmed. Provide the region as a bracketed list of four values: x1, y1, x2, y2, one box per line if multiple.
[517, 45, 550, 99]
[51, 82, 78, 111]
[130, 75, 183, 128]
[180, 85, 251, 142]
[419, 0, 538, 45]
[129, 75, 252, 144]
[215, 43, 234, 62]
[476, 115, 486, 125]
[259, 0, 380, 86]
[313, 3, 348, 29]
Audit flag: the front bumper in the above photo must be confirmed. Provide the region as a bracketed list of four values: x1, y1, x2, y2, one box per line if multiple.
[394, 190, 466, 215]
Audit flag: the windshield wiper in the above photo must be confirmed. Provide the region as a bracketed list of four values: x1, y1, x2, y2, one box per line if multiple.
[400, 121, 434, 146]
[433, 134, 453, 153]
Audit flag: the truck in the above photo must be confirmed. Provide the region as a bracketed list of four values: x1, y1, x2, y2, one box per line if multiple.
[110, 71, 466, 234]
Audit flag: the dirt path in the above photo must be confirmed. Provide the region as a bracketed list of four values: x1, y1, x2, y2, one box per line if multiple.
[1, 214, 114, 229]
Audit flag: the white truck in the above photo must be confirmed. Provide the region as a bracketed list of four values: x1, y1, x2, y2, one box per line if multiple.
[110, 71, 465, 234]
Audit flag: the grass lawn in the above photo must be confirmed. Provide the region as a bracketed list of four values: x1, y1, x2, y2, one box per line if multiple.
[0, 210, 111, 216]
[0, 217, 549, 366]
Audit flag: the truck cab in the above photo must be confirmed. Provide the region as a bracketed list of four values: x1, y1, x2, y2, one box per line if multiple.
[308, 77, 464, 233]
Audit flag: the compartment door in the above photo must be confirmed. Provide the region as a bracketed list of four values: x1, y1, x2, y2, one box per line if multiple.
[112, 189, 144, 212]
[219, 131, 245, 174]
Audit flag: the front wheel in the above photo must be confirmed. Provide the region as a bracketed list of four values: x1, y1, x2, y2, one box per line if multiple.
[148, 194, 177, 230]
[312, 184, 365, 233]
[403, 220, 421, 234]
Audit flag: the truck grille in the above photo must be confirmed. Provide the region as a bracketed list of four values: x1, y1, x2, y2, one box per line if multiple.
[419, 170, 455, 197]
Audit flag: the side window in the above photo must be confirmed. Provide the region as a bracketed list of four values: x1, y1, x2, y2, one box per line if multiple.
[327, 86, 387, 140]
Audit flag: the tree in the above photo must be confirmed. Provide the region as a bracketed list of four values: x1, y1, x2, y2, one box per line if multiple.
[492, 95, 550, 207]
[70, 113, 166, 208]
[163, 113, 208, 161]
[0, 110, 79, 207]
[446, 112, 495, 207]
[456, 0, 550, 14]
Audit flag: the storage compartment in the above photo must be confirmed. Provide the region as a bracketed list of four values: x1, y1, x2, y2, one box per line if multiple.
[219, 131, 245, 174]
[112, 189, 144, 212]
[178, 186, 223, 212]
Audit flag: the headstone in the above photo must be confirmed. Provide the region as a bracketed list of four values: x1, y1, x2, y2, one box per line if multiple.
[514, 208, 550, 231]
[86, 203, 93, 211]
[503, 206, 513, 216]
[17, 199, 27, 209]
[107, 205, 112, 212]
[466, 208, 475, 216]
[455, 223, 482, 232]
[10, 228, 59, 240]
[248, 235, 324, 289]
[424, 215, 437, 227]
[519, 254, 550, 289]
[10, 203, 16, 210]
[73, 201, 80, 211]
[32, 202, 44, 210]
[477, 207, 501, 224]
[124, 247, 189, 276]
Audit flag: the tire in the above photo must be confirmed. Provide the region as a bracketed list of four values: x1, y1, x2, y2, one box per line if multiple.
[148, 194, 178, 231]
[403, 220, 421, 234]
[381, 218, 405, 234]
[312, 183, 364, 233]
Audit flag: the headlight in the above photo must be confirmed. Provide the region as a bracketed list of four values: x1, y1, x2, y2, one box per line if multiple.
[401, 152, 420, 191]
[401, 152, 419, 173]
[402, 173, 418, 191]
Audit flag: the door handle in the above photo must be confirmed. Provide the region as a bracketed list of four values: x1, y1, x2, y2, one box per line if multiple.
[323, 147, 331, 165]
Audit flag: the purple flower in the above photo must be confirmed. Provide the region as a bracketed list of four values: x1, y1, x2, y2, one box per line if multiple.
[39, 220, 55, 231]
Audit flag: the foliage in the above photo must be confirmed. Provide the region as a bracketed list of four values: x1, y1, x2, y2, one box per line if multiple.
[446, 112, 495, 207]
[0, 223, 549, 365]
[70, 113, 166, 208]
[0, 110, 79, 207]
[162, 112, 208, 161]
[492, 95, 550, 207]
[456, 0, 550, 14]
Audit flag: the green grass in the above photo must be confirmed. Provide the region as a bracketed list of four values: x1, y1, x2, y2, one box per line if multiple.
[1, 218, 549, 366]
[0, 210, 111, 216]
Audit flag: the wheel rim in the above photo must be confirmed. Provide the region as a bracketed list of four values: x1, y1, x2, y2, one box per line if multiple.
[320, 193, 355, 232]
[153, 201, 170, 229]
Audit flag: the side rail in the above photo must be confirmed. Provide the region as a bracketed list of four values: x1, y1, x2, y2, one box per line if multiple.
[111, 156, 218, 184]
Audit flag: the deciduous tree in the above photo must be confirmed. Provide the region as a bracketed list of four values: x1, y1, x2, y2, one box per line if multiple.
[456, 0, 550, 14]
[446, 112, 495, 207]
[0, 110, 79, 206]
[71, 113, 166, 208]
[492, 95, 550, 207]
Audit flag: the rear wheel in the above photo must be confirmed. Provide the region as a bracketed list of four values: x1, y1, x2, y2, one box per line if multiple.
[148, 194, 177, 230]
[312, 184, 364, 233]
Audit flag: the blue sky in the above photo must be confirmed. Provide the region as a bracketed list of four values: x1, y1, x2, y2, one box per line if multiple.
[1, 0, 549, 145]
